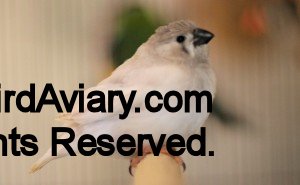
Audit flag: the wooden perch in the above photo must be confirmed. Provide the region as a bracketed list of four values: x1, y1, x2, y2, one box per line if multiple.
[133, 154, 185, 185]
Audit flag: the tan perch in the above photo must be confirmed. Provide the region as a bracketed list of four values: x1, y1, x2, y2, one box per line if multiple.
[133, 154, 185, 185]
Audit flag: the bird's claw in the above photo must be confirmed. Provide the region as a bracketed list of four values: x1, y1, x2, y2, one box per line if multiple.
[182, 161, 186, 172]
[129, 163, 134, 176]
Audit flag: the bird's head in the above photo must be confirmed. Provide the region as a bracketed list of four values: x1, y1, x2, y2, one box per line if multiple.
[141, 20, 214, 63]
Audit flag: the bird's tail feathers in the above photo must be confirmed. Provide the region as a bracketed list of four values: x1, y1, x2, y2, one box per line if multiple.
[30, 124, 81, 174]
[30, 149, 58, 173]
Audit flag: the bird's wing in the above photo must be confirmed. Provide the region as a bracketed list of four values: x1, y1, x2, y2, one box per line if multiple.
[56, 80, 146, 125]
[57, 59, 189, 125]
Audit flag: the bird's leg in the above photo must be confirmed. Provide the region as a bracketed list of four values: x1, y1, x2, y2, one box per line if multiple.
[129, 145, 186, 176]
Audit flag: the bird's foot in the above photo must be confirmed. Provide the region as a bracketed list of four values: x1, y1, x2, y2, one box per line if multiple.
[129, 146, 186, 176]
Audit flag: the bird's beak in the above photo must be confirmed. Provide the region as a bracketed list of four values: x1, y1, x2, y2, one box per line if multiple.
[193, 28, 214, 46]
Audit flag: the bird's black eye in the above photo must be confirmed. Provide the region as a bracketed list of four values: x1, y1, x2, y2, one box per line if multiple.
[176, 35, 185, 43]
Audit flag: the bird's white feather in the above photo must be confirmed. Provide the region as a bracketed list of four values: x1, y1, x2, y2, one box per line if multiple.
[31, 20, 216, 173]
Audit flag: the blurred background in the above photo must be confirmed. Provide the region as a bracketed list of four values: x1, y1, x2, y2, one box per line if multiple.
[0, 0, 299, 184]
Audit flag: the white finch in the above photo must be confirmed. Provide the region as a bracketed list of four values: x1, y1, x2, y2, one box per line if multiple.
[31, 20, 216, 173]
